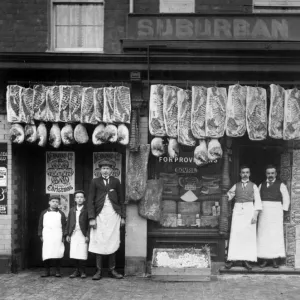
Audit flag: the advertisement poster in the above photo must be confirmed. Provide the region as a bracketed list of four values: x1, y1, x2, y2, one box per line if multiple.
[46, 152, 75, 194]
[0, 145, 7, 215]
[93, 152, 122, 182]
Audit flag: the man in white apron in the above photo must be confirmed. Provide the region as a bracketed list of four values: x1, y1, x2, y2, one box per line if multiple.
[257, 165, 290, 268]
[38, 195, 66, 277]
[88, 159, 126, 280]
[225, 165, 262, 270]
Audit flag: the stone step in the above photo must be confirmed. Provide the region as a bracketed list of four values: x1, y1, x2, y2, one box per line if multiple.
[219, 266, 300, 275]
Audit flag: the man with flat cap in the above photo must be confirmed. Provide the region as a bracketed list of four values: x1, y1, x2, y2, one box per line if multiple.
[88, 158, 125, 280]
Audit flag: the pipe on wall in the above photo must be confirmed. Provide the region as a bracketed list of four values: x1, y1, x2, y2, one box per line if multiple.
[130, 0, 134, 13]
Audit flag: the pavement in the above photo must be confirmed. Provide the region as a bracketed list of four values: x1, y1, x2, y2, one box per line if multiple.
[0, 270, 300, 300]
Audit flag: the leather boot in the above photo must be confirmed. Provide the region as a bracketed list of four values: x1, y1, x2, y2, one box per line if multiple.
[225, 261, 234, 269]
[243, 261, 252, 271]
[272, 259, 279, 268]
[70, 260, 80, 278]
[41, 260, 51, 277]
[108, 253, 123, 279]
[55, 260, 62, 277]
[259, 260, 268, 268]
[80, 260, 87, 279]
[92, 255, 102, 280]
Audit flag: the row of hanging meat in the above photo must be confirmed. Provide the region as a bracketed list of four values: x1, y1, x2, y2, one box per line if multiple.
[6, 84, 131, 125]
[10, 122, 129, 148]
[149, 84, 299, 142]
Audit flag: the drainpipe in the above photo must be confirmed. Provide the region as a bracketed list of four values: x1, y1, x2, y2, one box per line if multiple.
[130, 0, 134, 13]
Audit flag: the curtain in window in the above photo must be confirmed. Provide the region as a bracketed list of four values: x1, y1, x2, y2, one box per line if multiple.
[160, 0, 195, 13]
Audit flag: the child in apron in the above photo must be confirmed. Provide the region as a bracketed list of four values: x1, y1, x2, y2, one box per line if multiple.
[38, 195, 66, 277]
[66, 190, 89, 278]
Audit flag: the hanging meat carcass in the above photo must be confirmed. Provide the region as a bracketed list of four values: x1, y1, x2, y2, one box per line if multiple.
[117, 124, 129, 146]
[269, 84, 285, 139]
[103, 124, 118, 143]
[194, 140, 208, 166]
[20, 88, 34, 124]
[59, 85, 71, 123]
[246, 86, 267, 141]
[207, 139, 223, 161]
[33, 85, 47, 121]
[6, 85, 22, 123]
[74, 124, 89, 144]
[81, 87, 97, 124]
[61, 124, 75, 145]
[103, 87, 115, 124]
[177, 89, 196, 146]
[151, 137, 165, 157]
[129, 109, 140, 152]
[206, 87, 227, 138]
[149, 85, 166, 137]
[113, 86, 131, 124]
[25, 124, 37, 143]
[92, 123, 106, 145]
[226, 84, 247, 137]
[284, 88, 300, 140]
[168, 138, 179, 159]
[163, 85, 179, 138]
[10, 124, 25, 144]
[94, 88, 104, 123]
[36, 122, 47, 147]
[69, 85, 83, 123]
[191, 86, 207, 139]
[46, 86, 60, 122]
[49, 123, 61, 148]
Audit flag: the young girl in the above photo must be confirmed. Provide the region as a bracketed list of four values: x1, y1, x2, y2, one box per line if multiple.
[66, 190, 89, 278]
[38, 195, 66, 277]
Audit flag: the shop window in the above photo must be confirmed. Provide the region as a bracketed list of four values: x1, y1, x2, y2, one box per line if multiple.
[154, 149, 222, 229]
[253, 0, 300, 12]
[51, 0, 104, 52]
[160, 0, 195, 13]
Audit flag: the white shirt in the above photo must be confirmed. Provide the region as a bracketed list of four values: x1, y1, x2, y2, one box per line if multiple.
[258, 179, 290, 211]
[227, 180, 262, 211]
[103, 176, 109, 185]
[75, 205, 83, 231]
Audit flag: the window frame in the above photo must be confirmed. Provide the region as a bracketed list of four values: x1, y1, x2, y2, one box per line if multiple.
[159, 0, 195, 14]
[49, 0, 105, 53]
[253, 0, 300, 13]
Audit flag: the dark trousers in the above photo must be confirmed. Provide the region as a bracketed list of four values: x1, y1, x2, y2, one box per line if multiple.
[73, 259, 87, 269]
[95, 253, 116, 270]
[44, 259, 61, 269]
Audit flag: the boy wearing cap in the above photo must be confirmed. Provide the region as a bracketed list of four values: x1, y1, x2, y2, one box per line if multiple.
[65, 190, 89, 278]
[38, 195, 66, 278]
[88, 158, 125, 280]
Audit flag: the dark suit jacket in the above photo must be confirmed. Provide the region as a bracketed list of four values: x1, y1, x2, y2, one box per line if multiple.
[87, 176, 125, 220]
[65, 206, 89, 237]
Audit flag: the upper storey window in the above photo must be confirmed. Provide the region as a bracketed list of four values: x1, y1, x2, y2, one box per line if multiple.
[160, 0, 195, 13]
[51, 0, 104, 52]
[254, 0, 300, 12]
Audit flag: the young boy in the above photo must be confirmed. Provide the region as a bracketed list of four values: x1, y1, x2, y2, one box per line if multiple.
[65, 190, 89, 279]
[38, 195, 66, 277]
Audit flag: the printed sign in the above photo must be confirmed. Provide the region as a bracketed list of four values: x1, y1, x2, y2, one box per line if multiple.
[93, 152, 122, 181]
[0, 145, 7, 215]
[46, 152, 75, 194]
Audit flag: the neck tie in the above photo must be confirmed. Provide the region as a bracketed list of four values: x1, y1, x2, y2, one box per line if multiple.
[268, 181, 273, 187]
[103, 177, 108, 185]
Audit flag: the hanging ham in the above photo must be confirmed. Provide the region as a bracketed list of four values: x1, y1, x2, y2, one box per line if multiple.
[284, 88, 300, 140]
[92, 123, 106, 145]
[46, 86, 60, 122]
[208, 139, 223, 161]
[33, 85, 47, 121]
[37, 122, 47, 147]
[206, 87, 227, 138]
[61, 124, 75, 145]
[69, 85, 83, 123]
[59, 85, 71, 123]
[226, 84, 247, 137]
[25, 124, 37, 143]
[246, 86, 267, 141]
[149, 85, 166, 137]
[81, 87, 97, 124]
[177, 89, 196, 146]
[117, 124, 129, 146]
[194, 140, 208, 166]
[10, 124, 25, 144]
[6, 85, 22, 123]
[20, 88, 34, 124]
[167, 138, 179, 159]
[163, 85, 179, 138]
[74, 124, 89, 144]
[151, 137, 165, 157]
[49, 123, 61, 148]
[191, 86, 207, 139]
[103, 124, 118, 143]
[103, 87, 115, 124]
[94, 88, 104, 123]
[113, 86, 131, 124]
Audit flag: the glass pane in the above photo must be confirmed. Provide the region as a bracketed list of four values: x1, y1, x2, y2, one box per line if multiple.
[160, 0, 195, 13]
[81, 4, 104, 26]
[56, 4, 80, 25]
[56, 26, 80, 48]
[81, 25, 103, 48]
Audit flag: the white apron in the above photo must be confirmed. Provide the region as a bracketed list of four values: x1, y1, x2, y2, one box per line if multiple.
[257, 202, 286, 259]
[228, 202, 257, 262]
[89, 195, 121, 255]
[42, 211, 65, 261]
[70, 208, 88, 260]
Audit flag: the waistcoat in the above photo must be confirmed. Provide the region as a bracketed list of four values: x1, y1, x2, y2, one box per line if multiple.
[235, 181, 254, 203]
[260, 180, 282, 202]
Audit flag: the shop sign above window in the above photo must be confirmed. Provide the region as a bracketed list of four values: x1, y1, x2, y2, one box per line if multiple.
[51, 0, 104, 52]
[160, 0, 195, 13]
[254, 0, 300, 13]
